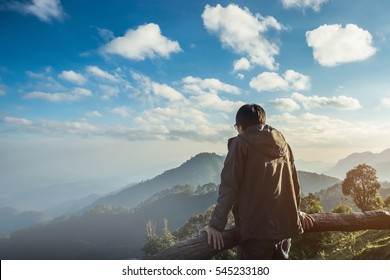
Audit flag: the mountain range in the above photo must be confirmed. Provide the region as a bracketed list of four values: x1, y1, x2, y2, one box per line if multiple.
[0, 153, 343, 259]
[94, 148, 390, 211]
[0, 152, 338, 235]
[325, 149, 390, 181]
[0, 184, 219, 259]
[89, 153, 225, 209]
[0, 207, 50, 234]
[88, 152, 340, 210]
[0, 149, 389, 259]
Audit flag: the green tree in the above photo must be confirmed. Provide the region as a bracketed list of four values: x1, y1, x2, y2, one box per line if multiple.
[384, 195, 390, 209]
[290, 193, 329, 259]
[331, 202, 352, 214]
[329, 202, 359, 259]
[300, 193, 324, 214]
[341, 164, 384, 211]
[143, 219, 177, 258]
[143, 205, 237, 259]
[172, 184, 193, 194]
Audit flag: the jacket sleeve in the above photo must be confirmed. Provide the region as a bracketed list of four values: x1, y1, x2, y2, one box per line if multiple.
[209, 137, 246, 231]
[288, 144, 301, 209]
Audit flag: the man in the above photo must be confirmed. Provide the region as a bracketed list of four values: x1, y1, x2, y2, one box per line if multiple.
[200, 104, 314, 259]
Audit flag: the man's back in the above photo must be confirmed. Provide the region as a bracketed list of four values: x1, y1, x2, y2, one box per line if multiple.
[200, 104, 314, 259]
[227, 125, 302, 242]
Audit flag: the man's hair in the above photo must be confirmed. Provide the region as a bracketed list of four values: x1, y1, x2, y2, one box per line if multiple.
[235, 104, 266, 130]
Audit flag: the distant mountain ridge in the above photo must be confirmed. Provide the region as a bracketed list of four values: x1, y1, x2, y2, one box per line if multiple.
[295, 159, 333, 174]
[90, 152, 340, 209]
[90, 153, 225, 209]
[2, 177, 130, 212]
[298, 171, 340, 194]
[325, 149, 390, 180]
[0, 207, 50, 234]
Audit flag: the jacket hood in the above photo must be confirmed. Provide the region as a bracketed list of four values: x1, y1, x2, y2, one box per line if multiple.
[239, 124, 288, 159]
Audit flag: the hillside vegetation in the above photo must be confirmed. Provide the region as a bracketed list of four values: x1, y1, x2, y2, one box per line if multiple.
[0, 184, 218, 259]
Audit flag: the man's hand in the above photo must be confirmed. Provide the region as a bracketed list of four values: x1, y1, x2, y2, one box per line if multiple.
[199, 226, 224, 250]
[299, 211, 315, 231]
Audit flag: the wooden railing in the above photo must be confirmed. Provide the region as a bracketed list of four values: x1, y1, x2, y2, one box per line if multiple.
[148, 210, 390, 260]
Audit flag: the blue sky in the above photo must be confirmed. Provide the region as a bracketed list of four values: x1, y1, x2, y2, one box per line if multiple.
[1, 0, 390, 193]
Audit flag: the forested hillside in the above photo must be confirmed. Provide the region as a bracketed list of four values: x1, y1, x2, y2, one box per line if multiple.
[0, 184, 218, 259]
[316, 182, 390, 212]
[145, 188, 390, 260]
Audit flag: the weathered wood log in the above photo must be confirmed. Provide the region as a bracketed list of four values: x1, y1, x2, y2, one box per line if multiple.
[148, 224, 238, 260]
[148, 210, 390, 260]
[308, 210, 390, 232]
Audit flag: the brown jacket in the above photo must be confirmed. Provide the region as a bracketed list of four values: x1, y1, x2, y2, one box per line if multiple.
[209, 125, 303, 242]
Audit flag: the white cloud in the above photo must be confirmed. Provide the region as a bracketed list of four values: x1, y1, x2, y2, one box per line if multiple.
[72, 87, 92, 96]
[111, 106, 131, 117]
[233, 57, 251, 72]
[19, 118, 101, 135]
[4, 116, 33, 126]
[270, 112, 352, 147]
[284, 70, 311, 91]
[202, 4, 283, 70]
[130, 72, 154, 100]
[24, 87, 92, 102]
[250, 72, 288, 92]
[131, 72, 184, 101]
[85, 111, 102, 118]
[59, 70, 86, 85]
[190, 93, 244, 113]
[99, 84, 120, 100]
[268, 113, 390, 161]
[152, 83, 184, 101]
[131, 73, 243, 114]
[24, 68, 66, 92]
[133, 106, 232, 141]
[306, 24, 377, 67]
[101, 23, 181, 60]
[135, 107, 208, 128]
[86, 66, 120, 82]
[130, 74, 242, 116]
[7, 0, 65, 22]
[26, 67, 53, 79]
[7, 68, 249, 143]
[250, 70, 310, 92]
[291, 92, 362, 110]
[182, 76, 241, 95]
[6, 109, 390, 157]
[269, 98, 300, 112]
[381, 98, 390, 108]
[281, 0, 329, 12]
[128, 73, 245, 136]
